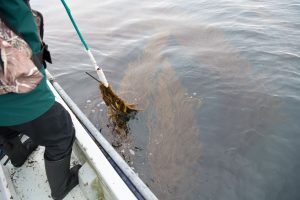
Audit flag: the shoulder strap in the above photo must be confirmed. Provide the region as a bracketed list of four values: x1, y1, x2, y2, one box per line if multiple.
[32, 10, 44, 39]
[31, 9, 52, 66]
[26, 0, 52, 67]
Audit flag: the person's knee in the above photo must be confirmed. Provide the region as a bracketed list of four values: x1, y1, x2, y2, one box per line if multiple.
[44, 122, 75, 161]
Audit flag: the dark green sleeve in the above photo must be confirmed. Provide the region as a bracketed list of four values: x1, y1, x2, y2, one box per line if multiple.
[0, 0, 42, 54]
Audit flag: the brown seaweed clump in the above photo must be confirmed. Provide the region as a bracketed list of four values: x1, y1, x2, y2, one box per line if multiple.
[99, 83, 138, 136]
[99, 83, 138, 114]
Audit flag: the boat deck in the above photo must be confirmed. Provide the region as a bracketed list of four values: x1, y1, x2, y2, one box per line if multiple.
[0, 145, 85, 200]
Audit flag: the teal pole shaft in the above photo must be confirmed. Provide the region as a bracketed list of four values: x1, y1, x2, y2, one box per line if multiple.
[61, 0, 89, 50]
[60, 0, 109, 87]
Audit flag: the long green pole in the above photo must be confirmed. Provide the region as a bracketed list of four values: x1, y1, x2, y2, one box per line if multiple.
[60, 0, 109, 87]
[60, 0, 89, 50]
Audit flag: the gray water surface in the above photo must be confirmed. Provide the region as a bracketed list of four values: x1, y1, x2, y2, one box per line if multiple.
[32, 0, 300, 199]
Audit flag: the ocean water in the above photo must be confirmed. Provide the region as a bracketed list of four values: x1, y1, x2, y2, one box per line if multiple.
[32, 0, 300, 199]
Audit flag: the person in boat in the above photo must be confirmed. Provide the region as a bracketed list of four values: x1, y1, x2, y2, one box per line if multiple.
[0, 1, 81, 199]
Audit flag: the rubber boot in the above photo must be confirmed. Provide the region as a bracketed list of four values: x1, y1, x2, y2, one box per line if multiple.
[44, 154, 81, 200]
[2, 136, 38, 167]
